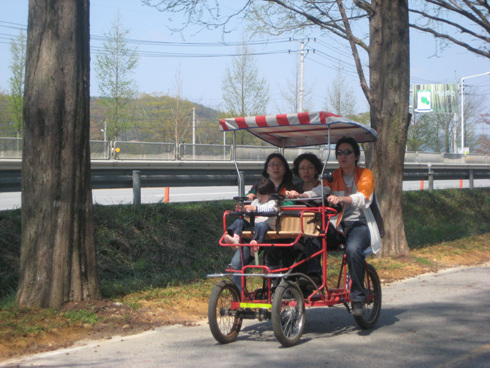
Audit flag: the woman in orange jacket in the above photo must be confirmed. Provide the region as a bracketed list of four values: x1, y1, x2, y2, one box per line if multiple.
[325, 136, 382, 316]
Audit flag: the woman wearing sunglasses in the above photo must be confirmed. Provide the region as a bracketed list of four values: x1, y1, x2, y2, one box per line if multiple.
[325, 136, 382, 317]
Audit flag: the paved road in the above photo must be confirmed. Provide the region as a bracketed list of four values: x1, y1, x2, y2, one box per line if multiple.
[0, 179, 489, 210]
[1, 264, 489, 368]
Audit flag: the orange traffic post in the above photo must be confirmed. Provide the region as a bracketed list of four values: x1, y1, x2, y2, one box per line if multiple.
[459, 179, 463, 189]
[164, 187, 169, 203]
[420, 180, 424, 191]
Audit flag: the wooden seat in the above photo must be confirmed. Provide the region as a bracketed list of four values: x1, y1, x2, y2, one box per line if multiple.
[241, 213, 321, 239]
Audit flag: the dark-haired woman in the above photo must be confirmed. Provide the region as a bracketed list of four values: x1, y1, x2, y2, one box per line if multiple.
[246, 152, 294, 200]
[325, 136, 382, 316]
[226, 153, 294, 291]
[285, 152, 325, 285]
[286, 152, 324, 200]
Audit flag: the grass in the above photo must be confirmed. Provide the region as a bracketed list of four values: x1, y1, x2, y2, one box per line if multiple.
[0, 300, 66, 341]
[1, 188, 489, 300]
[0, 188, 489, 355]
[402, 188, 490, 247]
[93, 200, 235, 298]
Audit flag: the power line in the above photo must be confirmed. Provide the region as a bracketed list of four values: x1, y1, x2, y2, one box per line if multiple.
[92, 35, 292, 48]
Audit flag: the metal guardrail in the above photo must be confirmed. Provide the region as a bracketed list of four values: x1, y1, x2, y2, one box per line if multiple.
[1, 137, 488, 164]
[0, 159, 489, 193]
[0, 137, 488, 193]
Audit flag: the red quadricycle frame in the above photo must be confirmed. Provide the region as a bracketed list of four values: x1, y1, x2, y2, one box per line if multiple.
[208, 111, 382, 347]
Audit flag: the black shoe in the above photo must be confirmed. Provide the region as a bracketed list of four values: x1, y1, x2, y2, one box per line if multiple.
[309, 273, 322, 286]
[351, 301, 365, 316]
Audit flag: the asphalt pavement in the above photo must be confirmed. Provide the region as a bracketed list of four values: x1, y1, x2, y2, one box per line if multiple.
[1, 264, 489, 368]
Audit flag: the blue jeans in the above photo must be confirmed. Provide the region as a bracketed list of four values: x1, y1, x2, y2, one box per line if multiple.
[228, 219, 271, 291]
[228, 218, 269, 243]
[343, 221, 371, 302]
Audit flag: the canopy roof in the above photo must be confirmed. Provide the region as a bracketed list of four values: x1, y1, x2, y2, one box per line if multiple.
[219, 111, 378, 148]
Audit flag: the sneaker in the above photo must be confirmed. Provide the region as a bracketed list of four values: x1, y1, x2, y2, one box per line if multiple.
[351, 301, 365, 316]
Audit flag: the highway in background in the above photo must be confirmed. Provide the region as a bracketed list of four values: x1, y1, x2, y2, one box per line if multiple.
[0, 179, 488, 211]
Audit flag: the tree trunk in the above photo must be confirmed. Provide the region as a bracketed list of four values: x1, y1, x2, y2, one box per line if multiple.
[16, 0, 101, 308]
[369, 0, 411, 257]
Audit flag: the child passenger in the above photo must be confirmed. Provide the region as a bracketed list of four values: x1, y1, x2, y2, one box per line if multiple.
[224, 177, 278, 291]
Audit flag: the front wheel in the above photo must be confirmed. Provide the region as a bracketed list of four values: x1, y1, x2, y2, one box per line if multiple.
[271, 280, 305, 347]
[208, 280, 242, 344]
[354, 263, 382, 329]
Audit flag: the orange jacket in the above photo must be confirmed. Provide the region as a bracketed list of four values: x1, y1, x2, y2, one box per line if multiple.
[325, 166, 382, 254]
[325, 166, 375, 211]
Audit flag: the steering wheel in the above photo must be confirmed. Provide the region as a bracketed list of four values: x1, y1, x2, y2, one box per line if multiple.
[232, 196, 248, 204]
[271, 193, 285, 204]
[325, 200, 343, 215]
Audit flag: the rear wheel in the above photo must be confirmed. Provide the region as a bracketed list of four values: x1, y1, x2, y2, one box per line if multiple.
[271, 280, 305, 347]
[354, 264, 382, 329]
[208, 280, 242, 344]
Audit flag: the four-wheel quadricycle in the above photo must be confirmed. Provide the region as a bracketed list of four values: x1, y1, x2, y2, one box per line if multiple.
[208, 111, 382, 347]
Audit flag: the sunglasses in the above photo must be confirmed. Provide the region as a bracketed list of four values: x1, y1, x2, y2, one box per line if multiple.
[337, 149, 354, 156]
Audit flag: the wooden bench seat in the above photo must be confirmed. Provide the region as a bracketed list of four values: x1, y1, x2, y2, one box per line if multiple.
[241, 213, 321, 239]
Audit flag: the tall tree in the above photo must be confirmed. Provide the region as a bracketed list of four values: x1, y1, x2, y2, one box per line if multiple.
[17, 0, 100, 308]
[222, 42, 270, 144]
[324, 63, 357, 118]
[172, 67, 194, 146]
[475, 133, 489, 154]
[250, 0, 412, 256]
[143, 0, 487, 256]
[406, 113, 441, 152]
[95, 13, 138, 141]
[408, 92, 482, 152]
[8, 31, 27, 137]
[144, 0, 411, 256]
[0, 91, 16, 137]
[222, 42, 270, 116]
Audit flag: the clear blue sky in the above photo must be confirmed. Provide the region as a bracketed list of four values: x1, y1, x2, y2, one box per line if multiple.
[0, 0, 489, 130]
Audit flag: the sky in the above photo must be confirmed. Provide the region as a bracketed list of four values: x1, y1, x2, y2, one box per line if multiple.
[0, 0, 489, 135]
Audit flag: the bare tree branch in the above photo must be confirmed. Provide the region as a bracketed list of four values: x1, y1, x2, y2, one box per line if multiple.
[409, 7, 489, 43]
[424, 0, 490, 31]
[409, 0, 489, 59]
[410, 22, 490, 58]
[336, 0, 370, 103]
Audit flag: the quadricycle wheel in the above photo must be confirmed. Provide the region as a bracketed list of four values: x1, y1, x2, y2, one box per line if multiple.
[208, 280, 243, 344]
[271, 280, 305, 347]
[353, 263, 382, 329]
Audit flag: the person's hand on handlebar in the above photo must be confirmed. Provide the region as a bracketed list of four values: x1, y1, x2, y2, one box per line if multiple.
[243, 204, 256, 212]
[286, 190, 300, 199]
[327, 194, 352, 206]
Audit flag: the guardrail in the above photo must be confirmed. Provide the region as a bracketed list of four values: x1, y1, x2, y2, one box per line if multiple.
[1, 138, 488, 196]
[1, 159, 489, 195]
[1, 137, 488, 164]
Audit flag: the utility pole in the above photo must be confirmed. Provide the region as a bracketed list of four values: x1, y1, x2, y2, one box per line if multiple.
[300, 40, 305, 113]
[289, 38, 315, 113]
[452, 112, 457, 153]
[192, 107, 196, 158]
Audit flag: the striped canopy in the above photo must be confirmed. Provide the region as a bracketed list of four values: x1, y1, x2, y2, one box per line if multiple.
[219, 111, 378, 148]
